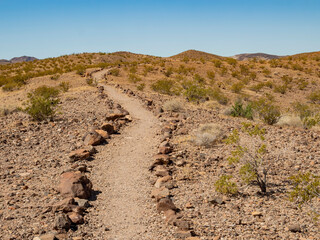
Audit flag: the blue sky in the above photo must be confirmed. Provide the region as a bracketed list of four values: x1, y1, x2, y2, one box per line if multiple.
[0, 0, 319, 59]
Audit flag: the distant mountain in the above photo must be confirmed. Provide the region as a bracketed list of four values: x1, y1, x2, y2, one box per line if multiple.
[232, 53, 281, 61]
[170, 50, 224, 60]
[0, 56, 38, 65]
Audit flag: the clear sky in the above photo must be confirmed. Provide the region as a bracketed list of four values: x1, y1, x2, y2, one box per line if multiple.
[0, 0, 319, 59]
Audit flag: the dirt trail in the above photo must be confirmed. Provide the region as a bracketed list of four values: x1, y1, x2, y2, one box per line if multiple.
[84, 71, 171, 239]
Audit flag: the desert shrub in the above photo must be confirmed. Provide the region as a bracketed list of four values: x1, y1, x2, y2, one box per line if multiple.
[214, 175, 238, 195]
[225, 58, 237, 66]
[51, 74, 60, 80]
[194, 74, 205, 84]
[292, 102, 312, 120]
[273, 84, 287, 94]
[86, 78, 97, 86]
[24, 86, 60, 121]
[59, 81, 70, 92]
[163, 99, 183, 112]
[250, 82, 265, 92]
[225, 123, 268, 192]
[230, 100, 253, 120]
[303, 114, 320, 129]
[75, 65, 86, 76]
[289, 172, 320, 205]
[143, 65, 153, 76]
[308, 90, 320, 104]
[207, 71, 215, 81]
[253, 97, 281, 125]
[297, 78, 308, 90]
[136, 83, 145, 91]
[231, 82, 244, 93]
[262, 68, 271, 77]
[207, 87, 228, 105]
[239, 64, 250, 76]
[281, 75, 293, 85]
[213, 60, 222, 68]
[128, 74, 142, 83]
[192, 123, 223, 147]
[249, 72, 257, 80]
[276, 115, 303, 128]
[129, 66, 137, 74]
[164, 67, 173, 77]
[219, 66, 228, 76]
[151, 79, 175, 95]
[109, 68, 120, 76]
[183, 82, 208, 102]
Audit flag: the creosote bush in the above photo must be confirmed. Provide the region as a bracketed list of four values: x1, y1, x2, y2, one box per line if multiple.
[214, 175, 238, 195]
[151, 79, 175, 95]
[59, 81, 70, 92]
[289, 172, 320, 205]
[24, 86, 60, 121]
[225, 123, 268, 193]
[253, 97, 281, 125]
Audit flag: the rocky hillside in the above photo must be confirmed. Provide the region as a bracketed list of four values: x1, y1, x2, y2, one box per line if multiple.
[233, 53, 281, 60]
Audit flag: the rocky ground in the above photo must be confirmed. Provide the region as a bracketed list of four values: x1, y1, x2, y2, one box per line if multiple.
[0, 68, 319, 240]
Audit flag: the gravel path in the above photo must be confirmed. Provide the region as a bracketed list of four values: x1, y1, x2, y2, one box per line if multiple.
[82, 73, 173, 239]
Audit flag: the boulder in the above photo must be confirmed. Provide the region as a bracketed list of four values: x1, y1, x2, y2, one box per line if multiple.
[83, 132, 103, 146]
[156, 198, 177, 213]
[58, 171, 92, 199]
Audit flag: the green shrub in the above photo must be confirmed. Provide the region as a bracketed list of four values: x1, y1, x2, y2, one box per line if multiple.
[51, 74, 60, 80]
[214, 175, 238, 195]
[303, 114, 320, 129]
[183, 82, 208, 102]
[109, 68, 120, 76]
[308, 90, 320, 103]
[164, 67, 173, 77]
[253, 97, 281, 125]
[59, 81, 70, 92]
[292, 102, 312, 120]
[128, 74, 142, 83]
[289, 172, 320, 205]
[231, 82, 244, 93]
[151, 79, 175, 95]
[207, 71, 215, 81]
[24, 86, 60, 121]
[213, 60, 222, 68]
[194, 74, 205, 84]
[230, 100, 253, 120]
[75, 65, 86, 76]
[250, 82, 265, 92]
[207, 87, 228, 105]
[273, 84, 287, 94]
[136, 83, 145, 91]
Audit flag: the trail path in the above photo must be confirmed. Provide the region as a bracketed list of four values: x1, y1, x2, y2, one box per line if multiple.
[84, 71, 171, 239]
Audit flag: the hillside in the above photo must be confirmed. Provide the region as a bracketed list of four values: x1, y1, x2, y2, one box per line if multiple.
[233, 53, 281, 60]
[0, 49, 320, 240]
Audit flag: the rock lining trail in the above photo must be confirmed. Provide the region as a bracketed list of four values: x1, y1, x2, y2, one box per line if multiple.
[84, 71, 173, 239]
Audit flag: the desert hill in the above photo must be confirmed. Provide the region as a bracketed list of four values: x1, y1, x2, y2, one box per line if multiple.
[0, 56, 38, 65]
[170, 49, 224, 61]
[233, 53, 281, 60]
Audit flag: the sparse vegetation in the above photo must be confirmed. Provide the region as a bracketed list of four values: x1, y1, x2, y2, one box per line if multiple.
[24, 86, 60, 121]
[151, 79, 175, 95]
[163, 99, 183, 112]
[214, 175, 238, 195]
[230, 100, 253, 120]
[192, 123, 223, 147]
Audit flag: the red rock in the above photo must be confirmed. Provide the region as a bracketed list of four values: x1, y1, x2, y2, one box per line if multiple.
[67, 212, 84, 224]
[151, 186, 170, 200]
[164, 209, 178, 225]
[68, 149, 90, 162]
[83, 132, 103, 146]
[58, 171, 92, 199]
[159, 146, 173, 154]
[105, 113, 125, 121]
[95, 129, 109, 139]
[154, 165, 170, 177]
[154, 176, 172, 188]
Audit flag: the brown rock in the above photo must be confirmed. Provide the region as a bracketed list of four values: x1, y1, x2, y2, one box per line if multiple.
[52, 197, 75, 212]
[164, 209, 178, 225]
[101, 122, 115, 134]
[151, 187, 170, 200]
[156, 198, 177, 213]
[186, 237, 201, 240]
[175, 230, 192, 239]
[58, 171, 92, 199]
[288, 224, 302, 232]
[106, 113, 125, 121]
[95, 129, 109, 139]
[154, 165, 170, 177]
[154, 176, 172, 188]
[175, 220, 190, 231]
[159, 146, 173, 154]
[83, 132, 103, 146]
[68, 149, 90, 162]
[67, 212, 84, 224]
[54, 213, 71, 230]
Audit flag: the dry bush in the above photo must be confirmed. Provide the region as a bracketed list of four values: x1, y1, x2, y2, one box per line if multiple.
[163, 99, 183, 112]
[276, 115, 303, 128]
[192, 123, 224, 147]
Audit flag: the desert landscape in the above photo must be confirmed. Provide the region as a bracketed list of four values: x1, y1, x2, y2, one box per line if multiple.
[0, 49, 319, 240]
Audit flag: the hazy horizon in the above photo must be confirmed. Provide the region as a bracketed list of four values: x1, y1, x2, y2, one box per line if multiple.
[1, 0, 319, 59]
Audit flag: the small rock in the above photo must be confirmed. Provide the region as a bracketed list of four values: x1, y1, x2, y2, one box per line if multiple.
[68, 149, 90, 162]
[95, 129, 109, 139]
[175, 230, 192, 239]
[185, 202, 193, 208]
[157, 198, 177, 213]
[288, 223, 302, 232]
[67, 212, 84, 224]
[154, 165, 170, 177]
[154, 176, 172, 188]
[74, 198, 90, 209]
[83, 132, 103, 146]
[151, 187, 170, 200]
[251, 211, 263, 217]
[101, 123, 115, 134]
[54, 214, 71, 230]
[105, 113, 125, 121]
[175, 220, 190, 231]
